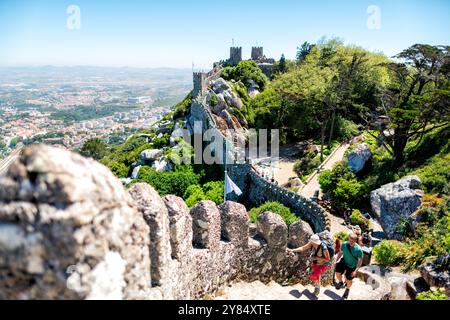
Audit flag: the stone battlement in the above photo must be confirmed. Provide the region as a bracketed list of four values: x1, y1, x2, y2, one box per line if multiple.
[0, 145, 329, 300]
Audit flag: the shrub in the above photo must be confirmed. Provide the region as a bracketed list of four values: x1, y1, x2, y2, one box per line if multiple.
[138, 166, 200, 197]
[109, 161, 129, 178]
[334, 231, 349, 242]
[396, 216, 413, 237]
[318, 169, 333, 193]
[401, 215, 450, 271]
[221, 61, 269, 90]
[184, 185, 206, 208]
[349, 209, 371, 231]
[373, 240, 404, 267]
[203, 181, 224, 205]
[294, 153, 321, 179]
[249, 202, 298, 226]
[334, 179, 366, 209]
[416, 289, 449, 300]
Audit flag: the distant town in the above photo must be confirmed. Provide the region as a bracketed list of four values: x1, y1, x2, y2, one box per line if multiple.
[0, 66, 192, 158]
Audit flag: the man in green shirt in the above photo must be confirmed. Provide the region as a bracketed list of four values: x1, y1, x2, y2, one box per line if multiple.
[333, 233, 363, 299]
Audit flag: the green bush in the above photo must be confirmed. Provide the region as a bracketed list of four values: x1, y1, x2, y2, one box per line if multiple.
[334, 231, 349, 242]
[396, 216, 413, 237]
[184, 185, 206, 208]
[294, 152, 321, 179]
[222, 61, 269, 91]
[349, 209, 371, 231]
[416, 289, 449, 300]
[203, 181, 224, 205]
[401, 215, 450, 271]
[183, 181, 225, 208]
[137, 166, 200, 197]
[109, 161, 129, 178]
[334, 179, 366, 209]
[373, 240, 404, 267]
[249, 202, 298, 226]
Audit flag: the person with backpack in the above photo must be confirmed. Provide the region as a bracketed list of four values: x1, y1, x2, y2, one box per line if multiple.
[333, 233, 363, 299]
[287, 234, 333, 296]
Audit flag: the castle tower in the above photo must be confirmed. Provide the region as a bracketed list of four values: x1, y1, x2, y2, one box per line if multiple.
[251, 47, 264, 61]
[229, 47, 242, 66]
[193, 72, 207, 98]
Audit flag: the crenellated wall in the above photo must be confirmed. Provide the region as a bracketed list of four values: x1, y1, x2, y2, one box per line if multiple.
[128, 183, 317, 299]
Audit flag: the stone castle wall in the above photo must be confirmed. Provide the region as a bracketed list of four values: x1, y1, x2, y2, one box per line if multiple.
[188, 97, 331, 234]
[0, 145, 322, 300]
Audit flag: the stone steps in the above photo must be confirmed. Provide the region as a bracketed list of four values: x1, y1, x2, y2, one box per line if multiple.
[214, 278, 379, 300]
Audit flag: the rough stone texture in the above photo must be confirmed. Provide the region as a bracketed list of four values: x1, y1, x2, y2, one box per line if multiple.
[257, 212, 288, 249]
[0, 145, 151, 300]
[191, 201, 221, 249]
[420, 254, 450, 297]
[346, 143, 372, 173]
[219, 201, 249, 247]
[162, 195, 192, 261]
[128, 183, 171, 287]
[140, 149, 164, 163]
[288, 220, 314, 248]
[370, 176, 424, 240]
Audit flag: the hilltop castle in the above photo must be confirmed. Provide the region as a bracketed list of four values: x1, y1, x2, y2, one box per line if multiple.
[193, 46, 275, 99]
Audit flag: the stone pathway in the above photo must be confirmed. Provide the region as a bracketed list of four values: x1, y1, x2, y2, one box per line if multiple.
[214, 278, 379, 300]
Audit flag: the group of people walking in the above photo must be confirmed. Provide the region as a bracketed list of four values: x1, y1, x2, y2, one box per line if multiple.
[287, 229, 369, 300]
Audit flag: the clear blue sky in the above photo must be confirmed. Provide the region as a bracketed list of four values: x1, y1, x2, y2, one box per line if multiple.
[0, 0, 449, 68]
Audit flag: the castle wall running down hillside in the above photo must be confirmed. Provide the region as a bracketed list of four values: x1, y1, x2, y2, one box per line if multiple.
[0, 145, 329, 300]
[187, 93, 331, 234]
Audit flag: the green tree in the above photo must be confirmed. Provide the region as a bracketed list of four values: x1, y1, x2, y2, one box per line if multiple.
[366, 44, 450, 167]
[278, 54, 287, 73]
[79, 138, 109, 160]
[296, 41, 314, 63]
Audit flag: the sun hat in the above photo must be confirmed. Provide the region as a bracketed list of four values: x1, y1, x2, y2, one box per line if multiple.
[310, 234, 321, 245]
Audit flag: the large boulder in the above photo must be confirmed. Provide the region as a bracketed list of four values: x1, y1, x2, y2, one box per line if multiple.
[347, 143, 372, 173]
[0, 145, 151, 299]
[370, 176, 424, 239]
[420, 254, 450, 297]
[212, 78, 232, 93]
[140, 149, 164, 163]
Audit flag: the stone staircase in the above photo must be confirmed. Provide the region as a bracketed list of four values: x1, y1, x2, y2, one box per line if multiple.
[214, 279, 381, 300]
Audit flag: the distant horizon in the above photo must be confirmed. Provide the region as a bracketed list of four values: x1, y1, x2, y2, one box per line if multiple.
[1, 0, 449, 68]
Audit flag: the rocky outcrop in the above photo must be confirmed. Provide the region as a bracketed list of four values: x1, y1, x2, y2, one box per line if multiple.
[370, 176, 424, 239]
[140, 149, 164, 163]
[347, 143, 372, 173]
[0, 145, 151, 300]
[420, 254, 450, 297]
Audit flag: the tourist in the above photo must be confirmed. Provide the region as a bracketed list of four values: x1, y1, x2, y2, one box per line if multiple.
[333, 233, 363, 299]
[287, 234, 331, 297]
[362, 229, 373, 247]
[353, 225, 364, 246]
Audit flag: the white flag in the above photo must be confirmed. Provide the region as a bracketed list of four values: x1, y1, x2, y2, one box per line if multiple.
[225, 174, 242, 196]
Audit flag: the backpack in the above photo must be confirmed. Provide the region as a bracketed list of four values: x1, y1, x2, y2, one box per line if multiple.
[314, 241, 335, 260]
[362, 232, 371, 246]
[315, 231, 335, 260]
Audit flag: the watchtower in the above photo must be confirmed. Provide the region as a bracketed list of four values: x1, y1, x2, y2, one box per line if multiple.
[229, 47, 242, 66]
[193, 72, 207, 98]
[251, 47, 264, 61]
